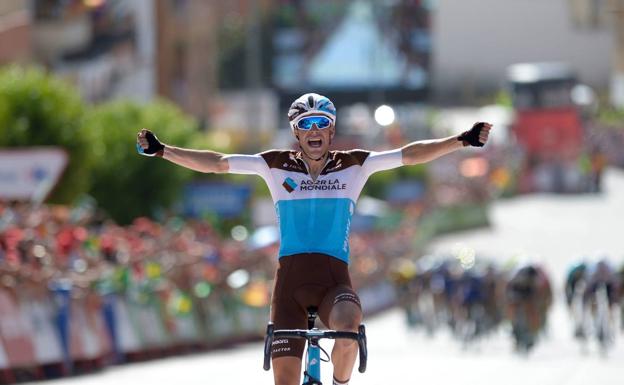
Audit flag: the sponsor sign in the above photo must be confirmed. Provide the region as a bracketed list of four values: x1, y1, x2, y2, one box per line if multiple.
[183, 182, 252, 218]
[0, 148, 68, 202]
[23, 301, 63, 364]
[385, 180, 425, 203]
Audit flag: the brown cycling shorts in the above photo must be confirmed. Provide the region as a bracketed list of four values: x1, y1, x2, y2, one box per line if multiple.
[270, 253, 361, 359]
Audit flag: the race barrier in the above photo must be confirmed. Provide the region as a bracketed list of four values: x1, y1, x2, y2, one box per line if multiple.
[0, 277, 272, 384]
[0, 273, 395, 384]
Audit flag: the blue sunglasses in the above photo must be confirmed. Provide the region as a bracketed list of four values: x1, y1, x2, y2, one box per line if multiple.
[296, 115, 332, 131]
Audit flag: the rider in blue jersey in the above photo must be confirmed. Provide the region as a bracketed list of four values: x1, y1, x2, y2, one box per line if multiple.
[137, 93, 491, 385]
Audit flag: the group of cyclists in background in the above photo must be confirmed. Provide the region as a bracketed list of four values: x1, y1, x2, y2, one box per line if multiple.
[565, 258, 623, 353]
[391, 253, 623, 355]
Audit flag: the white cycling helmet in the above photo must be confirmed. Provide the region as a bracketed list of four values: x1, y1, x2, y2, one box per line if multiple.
[288, 93, 336, 131]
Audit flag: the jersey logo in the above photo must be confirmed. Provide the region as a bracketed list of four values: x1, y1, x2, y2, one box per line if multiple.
[282, 177, 298, 193]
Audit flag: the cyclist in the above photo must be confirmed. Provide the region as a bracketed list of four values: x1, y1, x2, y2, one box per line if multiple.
[389, 257, 421, 328]
[137, 93, 491, 385]
[564, 260, 588, 338]
[505, 263, 552, 352]
[583, 258, 620, 347]
[565, 261, 588, 307]
[584, 259, 619, 308]
[453, 264, 486, 344]
[482, 262, 505, 332]
[429, 257, 461, 329]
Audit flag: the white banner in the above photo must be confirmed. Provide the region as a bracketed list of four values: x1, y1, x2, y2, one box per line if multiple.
[0, 148, 68, 202]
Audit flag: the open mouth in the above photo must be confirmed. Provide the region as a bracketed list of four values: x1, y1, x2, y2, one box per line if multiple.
[307, 139, 323, 148]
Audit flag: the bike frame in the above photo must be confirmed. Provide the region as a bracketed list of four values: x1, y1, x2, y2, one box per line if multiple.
[263, 308, 367, 385]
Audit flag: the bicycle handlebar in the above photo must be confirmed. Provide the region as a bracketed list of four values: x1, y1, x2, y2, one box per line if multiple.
[273, 329, 359, 340]
[263, 323, 367, 373]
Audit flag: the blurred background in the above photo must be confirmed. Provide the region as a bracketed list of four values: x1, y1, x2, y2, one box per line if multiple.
[0, 1, 623, 384]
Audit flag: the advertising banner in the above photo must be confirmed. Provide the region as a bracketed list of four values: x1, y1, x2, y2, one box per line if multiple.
[112, 297, 142, 354]
[23, 301, 63, 365]
[183, 182, 251, 219]
[385, 180, 425, 204]
[0, 148, 68, 202]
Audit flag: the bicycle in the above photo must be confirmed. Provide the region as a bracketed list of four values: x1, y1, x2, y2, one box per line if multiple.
[263, 307, 368, 385]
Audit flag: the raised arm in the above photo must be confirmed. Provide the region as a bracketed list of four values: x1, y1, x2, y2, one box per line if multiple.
[162, 145, 229, 173]
[136, 128, 229, 173]
[401, 122, 492, 165]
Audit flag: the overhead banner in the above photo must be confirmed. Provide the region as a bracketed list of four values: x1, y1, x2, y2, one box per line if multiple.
[0, 148, 68, 202]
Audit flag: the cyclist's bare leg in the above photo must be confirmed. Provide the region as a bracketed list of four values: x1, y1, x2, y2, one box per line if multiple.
[272, 356, 301, 385]
[329, 301, 362, 383]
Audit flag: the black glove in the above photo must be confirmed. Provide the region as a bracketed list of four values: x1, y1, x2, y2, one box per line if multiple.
[136, 130, 165, 157]
[458, 122, 486, 147]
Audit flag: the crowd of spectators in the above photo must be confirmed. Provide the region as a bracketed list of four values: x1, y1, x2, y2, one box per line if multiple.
[0, 200, 274, 306]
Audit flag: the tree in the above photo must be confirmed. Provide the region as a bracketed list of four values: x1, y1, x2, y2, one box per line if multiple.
[86, 99, 203, 224]
[0, 65, 93, 203]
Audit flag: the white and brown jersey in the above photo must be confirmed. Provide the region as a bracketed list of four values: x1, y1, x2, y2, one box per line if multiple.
[224, 149, 403, 263]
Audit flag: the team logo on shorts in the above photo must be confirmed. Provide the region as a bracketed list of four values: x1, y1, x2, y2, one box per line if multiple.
[282, 177, 298, 193]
